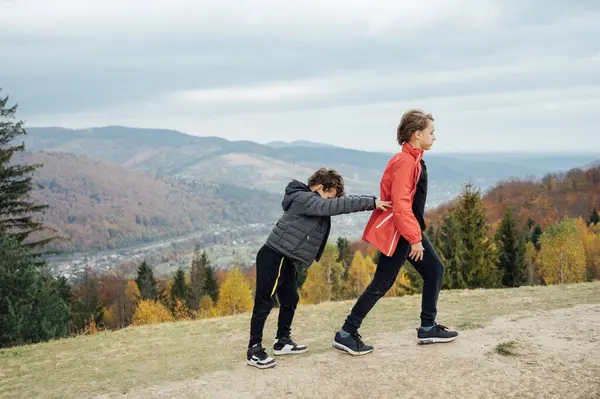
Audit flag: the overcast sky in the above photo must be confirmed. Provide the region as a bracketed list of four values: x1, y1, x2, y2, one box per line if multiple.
[1, 0, 599, 153]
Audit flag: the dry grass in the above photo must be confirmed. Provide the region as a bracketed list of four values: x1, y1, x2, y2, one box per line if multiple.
[1, 282, 599, 399]
[457, 321, 485, 330]
[495, 340, 519, 356]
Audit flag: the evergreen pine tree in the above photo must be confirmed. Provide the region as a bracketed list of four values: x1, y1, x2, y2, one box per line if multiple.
[52, 276, 77, 330]
[526, 217, 536, 230]
[0, 238, 69, 347]
[531, 224, 543, 249]
[135, 261, 158, 300]
[336, 237, 354, 278]
[170, 268, 188, 307]
[495, 207, 528, 287]
[0, 91, 53, 249]
[53, 276, 74, 307]
[588, 207, 599, 226]
[424, 223, 439, 247]
[295, 263, 308, 288]
[187, 246, 205, 311]
[201, 253, 219, 302]
[438, 210, 467, 289]
[454, 183, 499, 288]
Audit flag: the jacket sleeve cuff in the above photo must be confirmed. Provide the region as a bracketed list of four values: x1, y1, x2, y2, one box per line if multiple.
[406, 235, 421, 245]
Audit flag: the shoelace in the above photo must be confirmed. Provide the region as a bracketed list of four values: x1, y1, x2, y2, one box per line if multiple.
[252, 345, 268, 359]
[435, 324, 448, 331]
[351, 332, 365, 347]
[280, 335, 298, 346]
[257, 347, 269, 359]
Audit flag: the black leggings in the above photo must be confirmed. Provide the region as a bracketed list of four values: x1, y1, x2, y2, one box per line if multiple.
[249, 245, 299, 347]
[342, 234, 445, 332]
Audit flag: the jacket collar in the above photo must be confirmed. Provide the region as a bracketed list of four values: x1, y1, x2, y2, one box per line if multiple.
[401, 142, 424, 160]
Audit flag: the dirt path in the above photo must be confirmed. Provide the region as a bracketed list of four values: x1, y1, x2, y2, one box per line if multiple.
[98, 304, 600, 399]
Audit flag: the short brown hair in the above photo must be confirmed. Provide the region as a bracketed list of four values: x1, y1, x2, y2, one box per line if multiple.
[397, 109, 434, 145]
[307, 168, 345, 197]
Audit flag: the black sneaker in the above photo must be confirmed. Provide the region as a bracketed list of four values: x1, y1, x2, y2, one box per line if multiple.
[246, 344, 276, 369]
[273, 335, 308, 355]
[417, 323, 458, 345]
[332, 331, 374, 356]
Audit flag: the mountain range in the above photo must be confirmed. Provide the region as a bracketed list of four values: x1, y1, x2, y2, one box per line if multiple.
[22, 126, 597, 195]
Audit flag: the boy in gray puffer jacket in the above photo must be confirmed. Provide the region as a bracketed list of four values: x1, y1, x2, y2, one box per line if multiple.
[247, 168, 390, 369]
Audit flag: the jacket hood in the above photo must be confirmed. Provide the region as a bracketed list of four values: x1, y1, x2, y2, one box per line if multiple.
[282, 179, 311, 210]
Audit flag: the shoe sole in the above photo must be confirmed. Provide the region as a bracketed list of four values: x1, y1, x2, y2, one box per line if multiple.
[273, 348, 308, 356]
[417, 335, 458, 345]
[332, 341, 373, 356]
[246, 359, 276, 369]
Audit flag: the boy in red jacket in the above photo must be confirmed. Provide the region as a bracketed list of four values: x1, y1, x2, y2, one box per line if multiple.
[333, 109, 458, 355]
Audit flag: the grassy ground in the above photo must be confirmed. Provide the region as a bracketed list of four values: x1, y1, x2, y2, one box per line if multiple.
[1, 282, 599, 399]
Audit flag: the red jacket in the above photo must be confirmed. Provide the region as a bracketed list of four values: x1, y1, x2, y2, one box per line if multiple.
[362, 143, 424, 256]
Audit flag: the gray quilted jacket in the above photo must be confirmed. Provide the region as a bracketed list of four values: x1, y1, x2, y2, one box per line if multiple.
[265, 179, 377, 266]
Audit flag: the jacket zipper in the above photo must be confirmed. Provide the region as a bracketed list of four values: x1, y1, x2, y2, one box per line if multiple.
[376, 213, 393, 228]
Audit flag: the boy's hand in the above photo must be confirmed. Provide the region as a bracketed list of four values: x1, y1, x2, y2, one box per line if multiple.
[409, 241, 424, 262]
[375, 199, 392, 211]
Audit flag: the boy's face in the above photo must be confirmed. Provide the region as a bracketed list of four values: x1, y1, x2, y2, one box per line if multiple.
[416, 119, 436, 150]
[314, 185, 338, 198]
[322, 188, 338, 198]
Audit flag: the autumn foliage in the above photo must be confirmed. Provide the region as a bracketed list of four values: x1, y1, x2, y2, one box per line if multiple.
[537, 218, 589, 284]
[301, 244, 345, 304]
[426, 166, 600, 230]
[198, 295, 219, 318]
[217, 268, 254, 316]
[172, 299, 192, 321]
[301, 261, 330, 304]
[345, 251, 376, 298]
[132, 299, 174, 326]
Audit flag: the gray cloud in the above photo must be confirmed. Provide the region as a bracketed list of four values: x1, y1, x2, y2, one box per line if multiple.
[1, 0, 599, 152]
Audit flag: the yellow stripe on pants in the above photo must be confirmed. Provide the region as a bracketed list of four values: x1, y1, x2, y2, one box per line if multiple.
[271, 257, 285, 296]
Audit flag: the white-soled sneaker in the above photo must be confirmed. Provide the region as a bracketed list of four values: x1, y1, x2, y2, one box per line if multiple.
[273, 335, 308, 355]
[246, 343, 276, 369]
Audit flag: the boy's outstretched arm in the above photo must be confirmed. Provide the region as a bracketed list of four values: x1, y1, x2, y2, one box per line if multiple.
[292, 193, 380, 217]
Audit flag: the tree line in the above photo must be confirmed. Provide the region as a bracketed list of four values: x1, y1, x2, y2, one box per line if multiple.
[298, 184, 599, 305]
